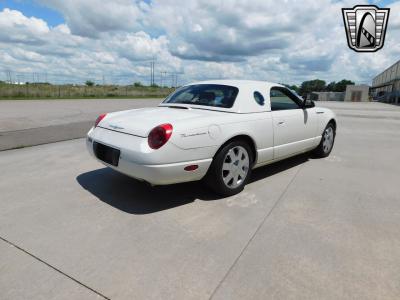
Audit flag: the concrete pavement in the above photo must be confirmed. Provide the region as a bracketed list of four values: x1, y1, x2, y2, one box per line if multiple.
[1, 102, 400, 299]
[0, 99, 162, 132]
[0, 99, 161, 150]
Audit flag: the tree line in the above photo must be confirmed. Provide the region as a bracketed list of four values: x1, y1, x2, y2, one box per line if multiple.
[284, 79, 355, 97]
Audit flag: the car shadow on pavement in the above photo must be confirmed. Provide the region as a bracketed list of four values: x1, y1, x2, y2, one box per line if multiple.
[76, 154, 309, 215]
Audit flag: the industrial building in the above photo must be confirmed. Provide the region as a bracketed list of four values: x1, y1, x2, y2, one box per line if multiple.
[309, 91, 344, 101]
[372, 60, 400, 104]
[344, 85, 370, 102]
[310, 85, 370, 102]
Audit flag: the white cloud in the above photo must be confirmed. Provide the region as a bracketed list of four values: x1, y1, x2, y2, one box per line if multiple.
[388, 1, 400, 30]
[0, 8, 180, 84]
[38, 0, 143, 37]
[0, 0, 399, 86]
[0, 8, 49, 44]
[110, 31, 168, 61]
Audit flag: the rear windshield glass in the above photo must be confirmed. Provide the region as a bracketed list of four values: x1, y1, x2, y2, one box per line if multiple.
[163, 84, 239, 108]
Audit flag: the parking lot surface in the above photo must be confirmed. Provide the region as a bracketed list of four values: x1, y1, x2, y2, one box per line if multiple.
[0, 99, 162, 132]
[0, 99, 162, 151]
[1, 102, 400, 299]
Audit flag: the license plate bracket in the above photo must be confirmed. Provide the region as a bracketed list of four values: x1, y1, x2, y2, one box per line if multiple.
[93, 142, 120, 166]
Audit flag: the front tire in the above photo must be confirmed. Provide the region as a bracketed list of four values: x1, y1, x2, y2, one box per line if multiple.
[205, 140, 253, 196]
[313, 123, 335, 158]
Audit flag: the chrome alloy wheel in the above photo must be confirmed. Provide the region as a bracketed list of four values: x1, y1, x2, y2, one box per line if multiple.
[222, 146, 250, 189]
[322, 126, 334, 153]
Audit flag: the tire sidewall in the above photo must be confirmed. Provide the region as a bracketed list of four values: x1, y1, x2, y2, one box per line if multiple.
[206, 140, 253, 196]
[318, 123, 336, 157]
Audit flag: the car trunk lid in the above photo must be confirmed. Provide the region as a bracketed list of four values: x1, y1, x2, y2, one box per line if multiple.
[99, 107, 216, 137]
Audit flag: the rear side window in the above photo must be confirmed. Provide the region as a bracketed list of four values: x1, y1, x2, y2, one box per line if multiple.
[163, 84, 239, 108]
[254, 91, 265, 106]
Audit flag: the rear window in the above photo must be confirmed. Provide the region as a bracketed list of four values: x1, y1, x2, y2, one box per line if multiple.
[163, 84, 239, 108]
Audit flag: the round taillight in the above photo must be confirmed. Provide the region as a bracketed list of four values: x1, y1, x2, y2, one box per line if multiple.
[148, 124, 173, 149]
[95, 113, 107, 127]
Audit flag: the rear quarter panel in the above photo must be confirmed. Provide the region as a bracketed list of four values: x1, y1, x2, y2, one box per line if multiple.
[170, 112, 274, 163]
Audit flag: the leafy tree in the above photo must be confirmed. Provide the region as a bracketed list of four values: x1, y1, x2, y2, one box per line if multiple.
[134, 82, 143, 87]
[324, 80, 355, 92]
[283, 84, 300, 93]
[85, 80, 94, 86]
[299, 79, 326, 96]
[333, 79, 354, 92]
[326, 81, 336, 92]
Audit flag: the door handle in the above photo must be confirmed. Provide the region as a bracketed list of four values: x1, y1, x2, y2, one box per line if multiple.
[316, 111, 324, 114]
[277, 121, 285, 125]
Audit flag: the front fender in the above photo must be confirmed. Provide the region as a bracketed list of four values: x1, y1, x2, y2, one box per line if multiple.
[316, 107, 337, 134]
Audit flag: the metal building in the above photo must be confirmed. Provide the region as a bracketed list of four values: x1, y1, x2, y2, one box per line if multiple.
[371, 60, 400, 104]
[309, 92, 344, 101]
[344, 85, 370, 102]
[309, 85, 370, 102]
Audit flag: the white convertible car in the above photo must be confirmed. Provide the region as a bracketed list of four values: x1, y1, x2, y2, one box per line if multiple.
[87, 80, 336, 196]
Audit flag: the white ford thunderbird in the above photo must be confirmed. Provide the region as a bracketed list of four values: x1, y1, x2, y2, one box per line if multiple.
[87, 80, 336, 196]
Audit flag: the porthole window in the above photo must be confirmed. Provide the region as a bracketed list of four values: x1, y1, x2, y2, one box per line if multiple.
[254, 91, 265, 106]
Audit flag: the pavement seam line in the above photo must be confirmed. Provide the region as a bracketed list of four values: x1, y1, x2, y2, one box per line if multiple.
[0, 137, 85, 152]
[0, 236, 111, 300]
[208, 164, 304, 300]
[0, 120, 92, 134]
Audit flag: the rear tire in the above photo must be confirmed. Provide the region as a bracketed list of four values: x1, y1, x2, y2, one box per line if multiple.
[204, 140, 253, 196]
[313, 123, 335, 158]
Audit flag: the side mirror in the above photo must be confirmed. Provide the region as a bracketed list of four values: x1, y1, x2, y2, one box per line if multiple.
[303, 99, 315, 109]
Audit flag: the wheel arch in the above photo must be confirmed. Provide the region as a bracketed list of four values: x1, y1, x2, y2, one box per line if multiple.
[213, 134, 258, 166]
[328, 118, 337, 132]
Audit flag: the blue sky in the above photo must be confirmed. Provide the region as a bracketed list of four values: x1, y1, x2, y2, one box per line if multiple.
[0, 0, 64, 26]
[369, 0, 398, 5]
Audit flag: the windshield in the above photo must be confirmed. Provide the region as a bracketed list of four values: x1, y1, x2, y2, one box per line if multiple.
[290, 89, 304, 101]
[163, 84, 239, 108]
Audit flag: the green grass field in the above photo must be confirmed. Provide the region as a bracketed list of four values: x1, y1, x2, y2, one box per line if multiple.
[0, 83, 174, 100]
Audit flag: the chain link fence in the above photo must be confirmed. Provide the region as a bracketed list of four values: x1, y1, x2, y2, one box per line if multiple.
[0, 84, 176, 99]
[0, 69, 179, 99]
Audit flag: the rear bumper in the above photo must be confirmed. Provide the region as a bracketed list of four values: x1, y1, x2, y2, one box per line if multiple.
[86, 128, 213, 185]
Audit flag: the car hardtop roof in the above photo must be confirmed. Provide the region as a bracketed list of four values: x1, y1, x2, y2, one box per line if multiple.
[185, 79, 284, 90]
[161, 80, 291, 113]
